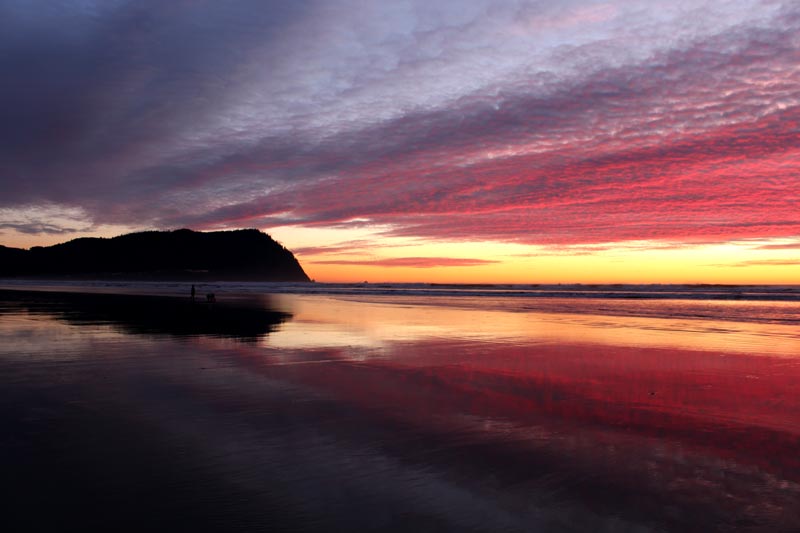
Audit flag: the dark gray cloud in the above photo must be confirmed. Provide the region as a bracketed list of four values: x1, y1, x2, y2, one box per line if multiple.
[0, 0, 306, 204]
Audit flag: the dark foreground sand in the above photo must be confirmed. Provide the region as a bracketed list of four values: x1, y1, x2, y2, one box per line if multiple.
[2, 289, 799, 532]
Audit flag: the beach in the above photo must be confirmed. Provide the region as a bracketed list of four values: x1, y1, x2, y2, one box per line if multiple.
[2, 284, 799, 532]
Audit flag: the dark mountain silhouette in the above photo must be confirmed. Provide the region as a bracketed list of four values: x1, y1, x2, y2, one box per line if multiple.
[0, 229, 310, 281]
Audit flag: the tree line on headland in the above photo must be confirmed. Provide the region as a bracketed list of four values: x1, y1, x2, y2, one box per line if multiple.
[0, 228, 310, 282]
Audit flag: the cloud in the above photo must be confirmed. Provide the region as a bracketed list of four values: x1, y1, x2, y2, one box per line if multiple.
[0, 204, 97, 238]
[1, 0, 798, 250]
[754, 242, 800, 250]
[0, 222, 88, 235]
[311, 257, 500, 268]
[721, 259, 800, 267]
[293, 239, 412, 257]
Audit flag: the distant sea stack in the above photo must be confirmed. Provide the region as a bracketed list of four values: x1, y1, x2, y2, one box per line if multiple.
[0, 229, 311, 282]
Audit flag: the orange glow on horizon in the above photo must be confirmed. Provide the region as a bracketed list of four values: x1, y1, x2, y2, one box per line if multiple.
[268, 226, 800, 284]
[2, 223, 798, 285]
[300, 258, 800, 285]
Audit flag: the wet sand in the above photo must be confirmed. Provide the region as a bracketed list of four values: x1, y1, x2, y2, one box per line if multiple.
[2, 289, 799, 532]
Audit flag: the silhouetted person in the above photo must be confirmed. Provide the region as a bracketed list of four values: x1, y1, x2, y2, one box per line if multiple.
[191, 284, 196, 302]
[206, 293, 216, 303]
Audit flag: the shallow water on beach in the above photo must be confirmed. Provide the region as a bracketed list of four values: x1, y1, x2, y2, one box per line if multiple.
[2, 288, 800, 532]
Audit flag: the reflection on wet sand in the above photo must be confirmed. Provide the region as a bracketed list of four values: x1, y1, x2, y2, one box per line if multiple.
[2, 290, 799, 531]
[0, 289, 289, 341]
[267, 294, 800, 355]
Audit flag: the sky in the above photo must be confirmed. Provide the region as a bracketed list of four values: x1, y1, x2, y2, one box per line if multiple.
[1, 0, 799, 283]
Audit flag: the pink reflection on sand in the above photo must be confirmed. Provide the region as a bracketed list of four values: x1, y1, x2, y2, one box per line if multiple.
[5, 289, 799, 529]
[255, 294, 800, 510]
[267, 294, 800, 356]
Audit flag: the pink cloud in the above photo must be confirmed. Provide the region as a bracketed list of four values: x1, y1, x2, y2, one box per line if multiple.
[161, 16, 800, 250]
[311, 257, 500, 268]
[724, 259, 800, 267]
[754, 242, 800, 250]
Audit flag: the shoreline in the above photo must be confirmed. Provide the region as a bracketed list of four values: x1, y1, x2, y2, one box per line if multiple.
[2, 278, 799, 302]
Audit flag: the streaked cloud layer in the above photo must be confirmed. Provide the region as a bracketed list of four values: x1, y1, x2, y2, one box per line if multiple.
[1, 1, 798, 278]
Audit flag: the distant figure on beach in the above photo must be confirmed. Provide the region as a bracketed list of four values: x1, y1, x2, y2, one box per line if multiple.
[206, 293, 216, 303]
[191, 284, 196, 302]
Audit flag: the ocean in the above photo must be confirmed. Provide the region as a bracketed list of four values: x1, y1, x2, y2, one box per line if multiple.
[1, 281, 799, 531]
